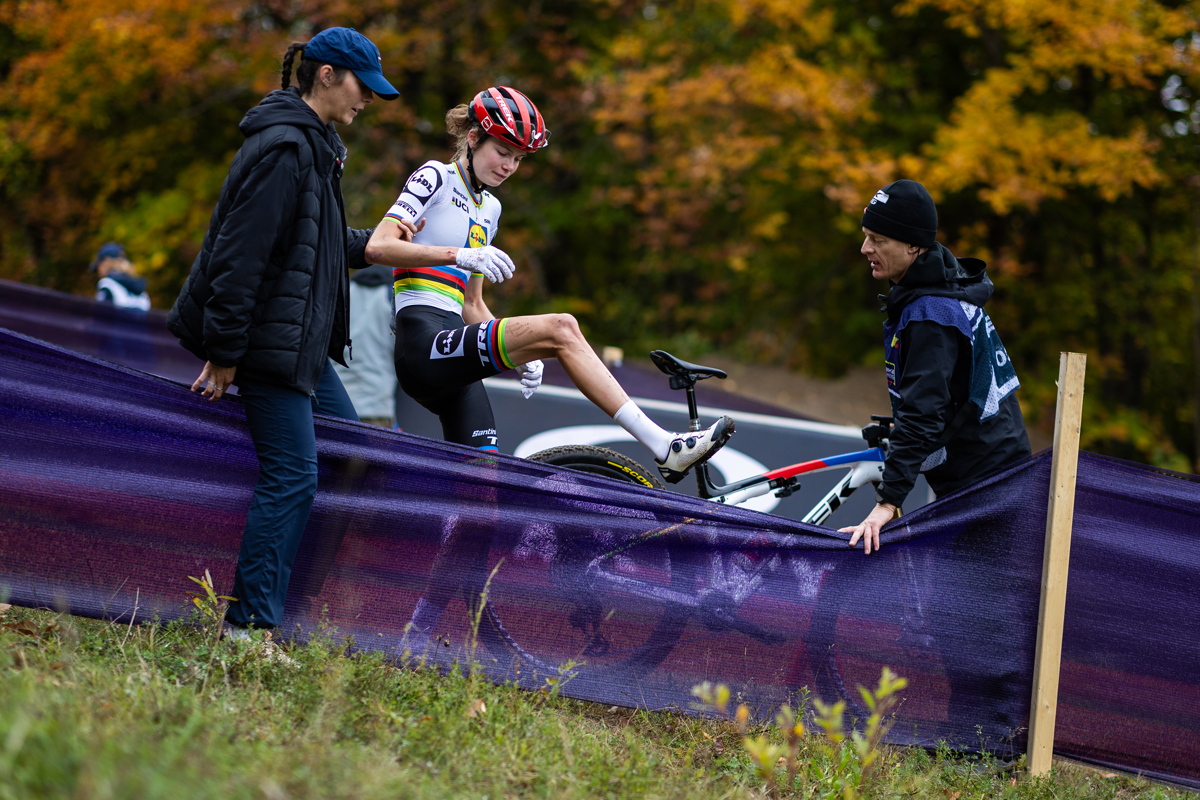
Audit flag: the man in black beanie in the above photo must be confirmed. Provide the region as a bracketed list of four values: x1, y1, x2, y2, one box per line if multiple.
[840, 179, 1033, 751]
[841, 179, 1031, 554]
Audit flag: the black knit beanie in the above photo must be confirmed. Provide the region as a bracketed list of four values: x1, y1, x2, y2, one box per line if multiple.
[860, 179, 938, 248]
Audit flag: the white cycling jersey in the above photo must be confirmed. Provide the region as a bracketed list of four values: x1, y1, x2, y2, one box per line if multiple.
[382, 159, 502, 315]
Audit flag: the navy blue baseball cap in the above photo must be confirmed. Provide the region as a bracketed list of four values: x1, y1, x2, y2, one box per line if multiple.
[305, 27, 399, 101]
[89, 242, 126, 272]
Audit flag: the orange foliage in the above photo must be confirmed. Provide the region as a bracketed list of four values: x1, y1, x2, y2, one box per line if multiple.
[596, 0, 1198, 223]
[594, 0, 879, 252]
[900, 0, 1195, 211]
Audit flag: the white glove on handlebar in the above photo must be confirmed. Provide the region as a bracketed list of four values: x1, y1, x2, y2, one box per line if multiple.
[516, 360, 544, 399]
[456, 245, 515, 283]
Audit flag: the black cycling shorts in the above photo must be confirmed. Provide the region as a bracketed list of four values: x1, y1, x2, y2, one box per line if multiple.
[394, 306, 516, 450]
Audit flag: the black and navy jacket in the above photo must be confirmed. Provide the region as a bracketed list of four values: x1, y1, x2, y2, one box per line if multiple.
[876, 242, 1031, 507]
[167, 88, 372, 394]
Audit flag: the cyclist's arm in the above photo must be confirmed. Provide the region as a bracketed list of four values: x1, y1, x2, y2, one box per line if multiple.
[364, 160, 447, 268]
[364, 219, 452, 269]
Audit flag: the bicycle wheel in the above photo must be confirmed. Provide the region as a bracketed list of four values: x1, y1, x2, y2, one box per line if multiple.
[804, 584, 871, 720]
[474, 448, 689, 690]
[524, 445, 667, 491]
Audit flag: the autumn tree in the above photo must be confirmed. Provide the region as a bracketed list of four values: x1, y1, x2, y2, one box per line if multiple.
[3, 0, 1200, 466]
[589, 0, 1200, 467]
[0, 0, 641, 306]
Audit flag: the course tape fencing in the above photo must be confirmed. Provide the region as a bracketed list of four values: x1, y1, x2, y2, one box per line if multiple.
[0, 298, 1197, 788]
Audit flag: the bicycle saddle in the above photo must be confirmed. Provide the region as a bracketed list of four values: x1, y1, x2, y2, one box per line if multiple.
[649, 350, 728, 382]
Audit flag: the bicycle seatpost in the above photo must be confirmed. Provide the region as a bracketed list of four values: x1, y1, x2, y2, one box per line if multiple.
[649, 350, 726, 432]
[682, 383, 702, 431]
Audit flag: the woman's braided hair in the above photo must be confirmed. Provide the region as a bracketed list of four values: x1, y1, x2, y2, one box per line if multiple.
[280, 41, 348, 95]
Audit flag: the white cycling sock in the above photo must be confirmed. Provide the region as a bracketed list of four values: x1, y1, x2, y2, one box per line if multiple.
[613, 401, 672, 461]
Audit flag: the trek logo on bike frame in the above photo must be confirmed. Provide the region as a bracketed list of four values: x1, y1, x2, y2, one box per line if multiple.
[430, 328, 467, 360]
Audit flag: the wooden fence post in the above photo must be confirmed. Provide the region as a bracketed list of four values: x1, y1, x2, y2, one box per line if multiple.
[1027, 352, 1087, 776]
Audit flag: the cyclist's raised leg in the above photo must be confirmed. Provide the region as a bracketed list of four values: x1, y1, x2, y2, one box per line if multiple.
[501, 312, 735, 483]
[502, 313, 627, 415]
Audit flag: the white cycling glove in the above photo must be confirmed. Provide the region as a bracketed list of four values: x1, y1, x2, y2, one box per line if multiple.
[456, 245, 516, 283]
[516, 360, 544, 399]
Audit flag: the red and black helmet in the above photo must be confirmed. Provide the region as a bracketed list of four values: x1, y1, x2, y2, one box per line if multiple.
[468, 86, 550, 152]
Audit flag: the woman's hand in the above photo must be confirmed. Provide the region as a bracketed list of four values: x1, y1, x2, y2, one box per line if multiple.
[394, 217, 424, 242]
[365, 217, 427, 265]
[839, 502, 898, 555]
[191, 362, 237, 401]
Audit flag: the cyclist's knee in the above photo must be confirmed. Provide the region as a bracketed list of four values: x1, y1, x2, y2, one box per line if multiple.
[543, 313, 585, 351]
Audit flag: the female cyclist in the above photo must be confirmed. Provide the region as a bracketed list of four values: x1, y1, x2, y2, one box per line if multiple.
[365, 86, 733, 484]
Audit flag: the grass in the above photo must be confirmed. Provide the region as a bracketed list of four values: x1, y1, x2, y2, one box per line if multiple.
[0, 603, 1189, 800]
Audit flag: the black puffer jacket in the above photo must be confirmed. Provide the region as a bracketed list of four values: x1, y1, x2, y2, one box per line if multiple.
[876, 243, 1031, 507]
[167, 88, 371, 394]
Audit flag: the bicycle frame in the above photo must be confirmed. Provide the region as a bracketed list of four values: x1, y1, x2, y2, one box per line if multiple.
[696, 451, 885, 525]
[647, 349, 891, 526]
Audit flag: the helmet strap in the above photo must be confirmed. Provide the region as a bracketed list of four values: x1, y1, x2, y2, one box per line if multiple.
[465, 141, 491, 195]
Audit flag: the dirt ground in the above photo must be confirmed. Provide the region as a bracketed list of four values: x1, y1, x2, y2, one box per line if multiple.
[696, 355, 893, 427]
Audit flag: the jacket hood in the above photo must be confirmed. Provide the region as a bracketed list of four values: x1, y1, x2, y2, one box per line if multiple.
[240, 88, 328, 137]
[351, 263, 393, 287]
[239, 89, 345, 173]
[886, 241, 992, 322]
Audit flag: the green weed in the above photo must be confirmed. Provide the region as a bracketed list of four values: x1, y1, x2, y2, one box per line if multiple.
[692, 672, 903, 799]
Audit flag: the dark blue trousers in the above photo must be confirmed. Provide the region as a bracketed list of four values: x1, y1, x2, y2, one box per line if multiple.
[224, 361, 358, 629]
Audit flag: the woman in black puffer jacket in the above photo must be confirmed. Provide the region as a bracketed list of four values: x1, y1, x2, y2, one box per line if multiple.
[167, 27, 411, 634]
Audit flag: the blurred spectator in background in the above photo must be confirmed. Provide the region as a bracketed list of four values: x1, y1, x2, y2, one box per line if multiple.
[333, 263, 399, 428]
[90, 242, 151, 312]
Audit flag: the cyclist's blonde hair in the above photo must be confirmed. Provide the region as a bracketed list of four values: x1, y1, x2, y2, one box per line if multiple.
[446, 104, 484, 160]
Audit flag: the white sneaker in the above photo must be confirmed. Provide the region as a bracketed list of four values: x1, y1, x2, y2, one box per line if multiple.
[656, 416, 736, 484]
[222, 623, 297, 667]
[222, 622, 253, 642]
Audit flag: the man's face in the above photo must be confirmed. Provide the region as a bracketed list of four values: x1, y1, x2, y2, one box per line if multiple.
[861, 228, 918, 283]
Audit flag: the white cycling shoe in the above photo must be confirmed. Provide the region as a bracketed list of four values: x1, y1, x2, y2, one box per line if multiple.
[656, 415, 736, 484]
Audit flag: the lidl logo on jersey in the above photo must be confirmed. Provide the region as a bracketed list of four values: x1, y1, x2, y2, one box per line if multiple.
[406, 165, 441, 201]
[465, 221, 488, 249]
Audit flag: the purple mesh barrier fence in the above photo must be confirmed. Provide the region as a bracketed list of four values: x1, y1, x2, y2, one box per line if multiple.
[0, 278, 199, 386]
[1, 321, 1198, 788]
[1056, 451, 1200, 788]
